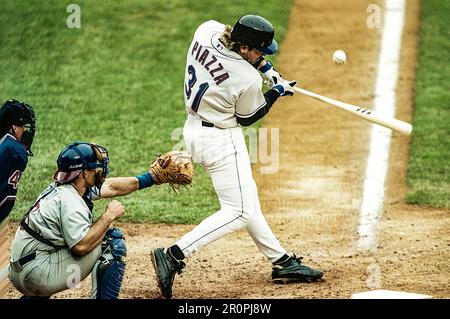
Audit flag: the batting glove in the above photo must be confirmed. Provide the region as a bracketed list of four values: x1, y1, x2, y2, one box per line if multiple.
[259, 61, 282, 88]
[272, 80, 297, 97]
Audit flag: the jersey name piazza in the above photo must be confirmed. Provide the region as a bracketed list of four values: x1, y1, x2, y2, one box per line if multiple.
[190, 41, 230, 85]
[184, 20, 265, 128]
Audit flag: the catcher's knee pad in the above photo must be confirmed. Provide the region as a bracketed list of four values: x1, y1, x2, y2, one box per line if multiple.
[91, 227, 127, 299]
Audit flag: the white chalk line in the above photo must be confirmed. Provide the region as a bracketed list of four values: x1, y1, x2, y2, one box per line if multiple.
[358, 0, 406, 251]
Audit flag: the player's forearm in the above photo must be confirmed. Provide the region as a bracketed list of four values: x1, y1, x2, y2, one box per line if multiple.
[71, 213, 114, 256]
[236, 89, 280, 126]
[101, 173, 154, 198]
[101, 177, 139, 198]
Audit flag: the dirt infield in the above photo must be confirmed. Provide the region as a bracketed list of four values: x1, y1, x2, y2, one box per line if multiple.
[5, 0, 449, 299]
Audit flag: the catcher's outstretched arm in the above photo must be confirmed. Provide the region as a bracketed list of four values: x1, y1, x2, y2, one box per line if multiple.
[100, 174, 153, 198]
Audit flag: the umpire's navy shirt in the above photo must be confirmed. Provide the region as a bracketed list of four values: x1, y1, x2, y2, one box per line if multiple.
[0, 133, 28, 223]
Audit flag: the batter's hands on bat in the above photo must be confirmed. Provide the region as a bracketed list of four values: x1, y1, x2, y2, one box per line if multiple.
[273, 79, 297, 97]
[259, 60, 282, 88]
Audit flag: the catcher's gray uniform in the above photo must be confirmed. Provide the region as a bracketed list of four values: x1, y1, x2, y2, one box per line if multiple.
[9, 183, 101, 296]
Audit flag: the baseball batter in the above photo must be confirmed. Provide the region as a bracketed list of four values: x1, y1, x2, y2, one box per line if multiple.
[151, 15, 323, 299]
[0, 99, 36, 298]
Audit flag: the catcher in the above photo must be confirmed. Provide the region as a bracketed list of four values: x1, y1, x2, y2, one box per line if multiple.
[9, 142, 193, 299]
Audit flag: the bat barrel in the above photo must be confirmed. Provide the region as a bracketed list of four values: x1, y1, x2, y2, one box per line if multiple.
[293, 87, 412, 135]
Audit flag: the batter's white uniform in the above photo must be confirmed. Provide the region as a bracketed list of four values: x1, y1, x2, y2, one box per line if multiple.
[176, 20, 286, 262]
[9, 183, 101, 296]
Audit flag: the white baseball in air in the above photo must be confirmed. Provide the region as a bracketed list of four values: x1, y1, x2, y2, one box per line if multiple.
[333, 50, 347, 65]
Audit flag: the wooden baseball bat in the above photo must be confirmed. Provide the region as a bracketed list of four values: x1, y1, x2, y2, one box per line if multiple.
[293, 87, 412, 135]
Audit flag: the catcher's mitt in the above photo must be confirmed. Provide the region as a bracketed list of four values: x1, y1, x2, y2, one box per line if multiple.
[150, 151, 194, 191]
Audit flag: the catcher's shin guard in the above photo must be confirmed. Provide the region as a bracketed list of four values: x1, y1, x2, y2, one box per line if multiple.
[91, 227, 127, 299]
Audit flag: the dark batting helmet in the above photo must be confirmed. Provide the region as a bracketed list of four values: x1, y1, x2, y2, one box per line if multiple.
[53, 142, 110, 187]
[230, 15, 278, 55]
[0, 99, 36, 156]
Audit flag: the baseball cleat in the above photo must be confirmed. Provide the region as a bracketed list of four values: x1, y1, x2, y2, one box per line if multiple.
[151, 248, 185, 299]
[272, 255, 323, 284]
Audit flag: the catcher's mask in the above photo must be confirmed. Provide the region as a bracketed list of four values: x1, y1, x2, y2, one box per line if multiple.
[230, 15, 278, 55]
[53, 142, 110, 188]
[0, 99, 36, 156]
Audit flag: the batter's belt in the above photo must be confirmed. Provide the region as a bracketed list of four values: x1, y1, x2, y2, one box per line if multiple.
[186, 114, 222, 129]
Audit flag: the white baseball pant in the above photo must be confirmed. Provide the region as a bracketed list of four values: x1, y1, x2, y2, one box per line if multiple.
[176, 114, 286, 263]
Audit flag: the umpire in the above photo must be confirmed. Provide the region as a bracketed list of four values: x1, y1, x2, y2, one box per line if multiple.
[9, 141, 155, 299]
[0, 99, 36, 298]
[0, 99, 36, 224]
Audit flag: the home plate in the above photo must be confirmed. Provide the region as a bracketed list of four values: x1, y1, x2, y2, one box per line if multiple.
[351, 289, 432, 299]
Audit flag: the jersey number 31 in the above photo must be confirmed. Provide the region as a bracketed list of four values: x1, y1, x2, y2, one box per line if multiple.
[185, 65, 209, 113]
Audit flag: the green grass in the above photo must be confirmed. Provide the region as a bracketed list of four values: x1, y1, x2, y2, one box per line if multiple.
[0, 0, 292, 223]
[406, 0, 450, 209]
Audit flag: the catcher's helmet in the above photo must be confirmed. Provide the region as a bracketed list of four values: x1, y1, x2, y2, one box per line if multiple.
[230, 15, 278, 55]
[53, 142, 110, 185]
[0, 99, 36, 155]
